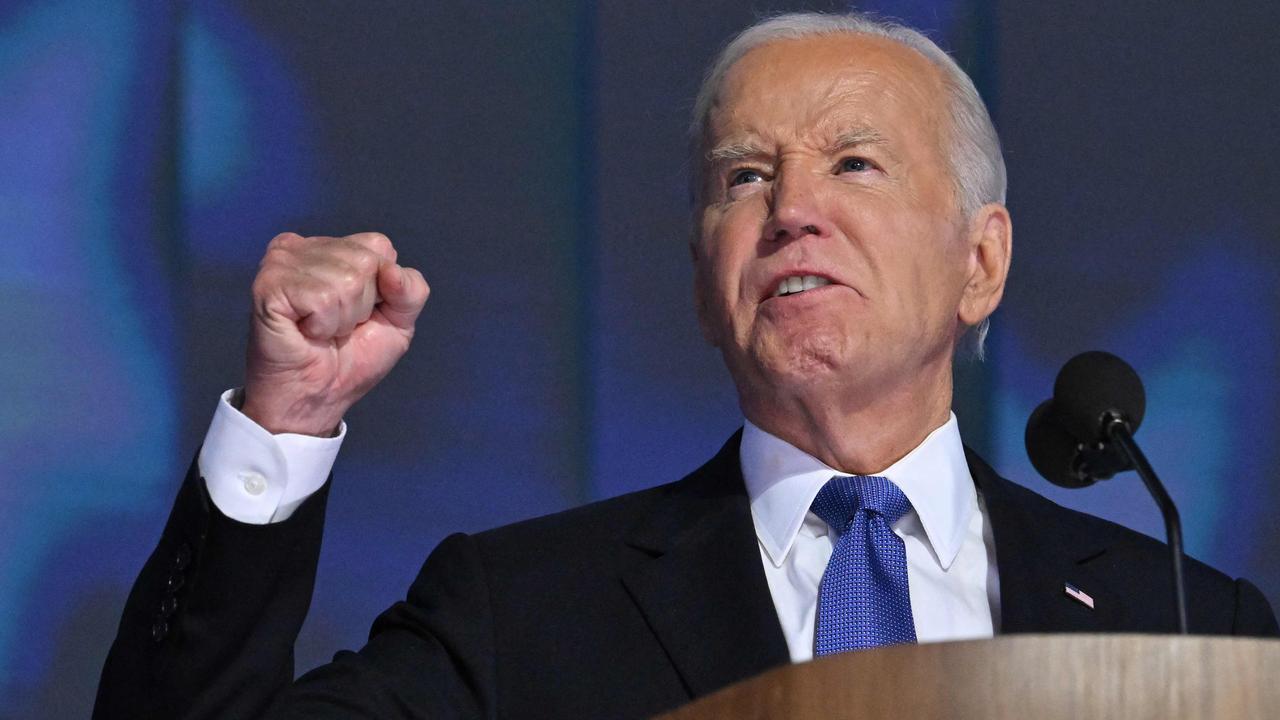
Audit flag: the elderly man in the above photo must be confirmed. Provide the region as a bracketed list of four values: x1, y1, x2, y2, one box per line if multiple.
[96, 11, 1276, 720]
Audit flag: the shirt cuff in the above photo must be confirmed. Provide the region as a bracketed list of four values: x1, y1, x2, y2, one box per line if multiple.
[198, 388, 346, 524]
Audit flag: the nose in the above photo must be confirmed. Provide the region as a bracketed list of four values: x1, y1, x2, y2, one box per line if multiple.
[762, 169, 830, 243]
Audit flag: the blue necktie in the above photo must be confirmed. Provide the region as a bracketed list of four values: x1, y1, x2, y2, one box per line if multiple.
[811, 474, 917, 655]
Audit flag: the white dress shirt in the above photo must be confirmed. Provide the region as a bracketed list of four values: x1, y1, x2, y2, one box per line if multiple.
[201, 392, 1000, 663]
[741, 415, 1001, 662]
[199, 389, 344, 524]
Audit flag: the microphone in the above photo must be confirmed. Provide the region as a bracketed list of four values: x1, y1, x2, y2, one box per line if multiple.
[1025, 352, 1145, 487]
[1052, 351, 1146, 446]
[1025, 399, 1130, 488]
[1024, 351, 1188, 634]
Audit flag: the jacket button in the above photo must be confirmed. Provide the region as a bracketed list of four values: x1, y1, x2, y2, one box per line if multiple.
[174, 543, 192, 570]
[151, 619, 169, 642]
[160, 595, 179, 617]
[165, 573, 184, 592]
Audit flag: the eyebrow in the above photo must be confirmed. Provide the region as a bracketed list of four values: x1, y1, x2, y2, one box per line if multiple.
[705, 141, 766, 164]
[704, 127, 893, 164]
[829, 127, 890, 153]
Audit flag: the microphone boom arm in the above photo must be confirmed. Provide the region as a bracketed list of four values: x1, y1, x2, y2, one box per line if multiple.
[1104, 413, 1189, 634]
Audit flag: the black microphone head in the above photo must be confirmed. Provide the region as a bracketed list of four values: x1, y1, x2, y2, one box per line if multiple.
[1052, 351, 1145, 443]
[1025, 399, 1095, 488]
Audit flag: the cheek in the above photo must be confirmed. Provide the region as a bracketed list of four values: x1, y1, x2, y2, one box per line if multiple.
[702, 213, 761, 303]
[916, 240, 971, 325]
[872, 215, 967, 319]
[692, 242, 741, 340]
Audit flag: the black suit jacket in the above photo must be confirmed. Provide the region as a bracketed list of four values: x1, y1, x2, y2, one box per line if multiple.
[95, 432, 1278, 719]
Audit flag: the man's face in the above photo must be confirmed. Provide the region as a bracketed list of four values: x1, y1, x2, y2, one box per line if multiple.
[694, 33, 977, 412]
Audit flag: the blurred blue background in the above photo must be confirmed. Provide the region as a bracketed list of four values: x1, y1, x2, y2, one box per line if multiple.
[1, 1, 1277, 716]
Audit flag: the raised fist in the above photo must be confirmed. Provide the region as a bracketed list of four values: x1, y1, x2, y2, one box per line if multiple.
[241, 232, 430, 436]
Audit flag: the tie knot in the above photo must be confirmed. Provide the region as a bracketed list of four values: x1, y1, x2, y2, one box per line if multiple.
[810, 475, 912, 533]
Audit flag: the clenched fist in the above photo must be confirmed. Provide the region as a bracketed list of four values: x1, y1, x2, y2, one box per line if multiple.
[241, 232, 430, 436]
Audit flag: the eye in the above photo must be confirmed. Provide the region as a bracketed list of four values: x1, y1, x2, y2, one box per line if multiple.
[837, 156, 875, 174]
[728, 168, 765, 187]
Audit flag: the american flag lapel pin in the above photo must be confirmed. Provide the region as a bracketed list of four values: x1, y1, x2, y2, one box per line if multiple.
[1064, 582, 1095, 610]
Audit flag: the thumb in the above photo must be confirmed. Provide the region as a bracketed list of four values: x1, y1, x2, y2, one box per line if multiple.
[377, 262, 430, 331]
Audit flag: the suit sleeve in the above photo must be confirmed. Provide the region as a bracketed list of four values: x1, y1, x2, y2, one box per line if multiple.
[262, 532, 498, 719]
[95, 456, 499, 720]
[1232, 578, 1280, 637]
[94, 457, 331, 719]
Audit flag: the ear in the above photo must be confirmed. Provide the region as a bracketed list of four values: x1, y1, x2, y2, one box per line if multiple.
[689, 237, 720, 347]
[957, 202, 1012, 328]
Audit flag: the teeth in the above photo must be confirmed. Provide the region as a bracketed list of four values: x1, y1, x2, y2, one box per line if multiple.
[802, 275, 829, 291]
[773, 275, 832, 297]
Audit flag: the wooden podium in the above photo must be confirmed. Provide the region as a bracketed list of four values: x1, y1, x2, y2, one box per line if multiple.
[658, 635, 1280, 719]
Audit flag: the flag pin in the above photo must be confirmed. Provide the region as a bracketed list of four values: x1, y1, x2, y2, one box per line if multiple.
[1064, 582, 1095, 609]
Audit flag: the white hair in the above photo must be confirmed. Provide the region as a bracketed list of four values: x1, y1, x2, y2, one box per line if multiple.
[689, 11, 1005, 358]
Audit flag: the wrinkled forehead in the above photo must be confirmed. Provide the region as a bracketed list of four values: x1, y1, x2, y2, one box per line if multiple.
[701, 33, 950, 165]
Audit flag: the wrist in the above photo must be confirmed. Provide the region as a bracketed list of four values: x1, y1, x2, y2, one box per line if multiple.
[240, 387, 343, 437]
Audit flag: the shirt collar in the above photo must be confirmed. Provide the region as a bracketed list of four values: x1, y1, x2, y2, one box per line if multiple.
[740, 413, 976, 572]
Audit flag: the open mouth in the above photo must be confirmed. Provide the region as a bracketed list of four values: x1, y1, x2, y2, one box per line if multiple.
[771, 275, 833, 298]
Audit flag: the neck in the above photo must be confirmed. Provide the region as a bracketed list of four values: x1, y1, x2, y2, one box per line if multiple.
[741, 364, 954, 475]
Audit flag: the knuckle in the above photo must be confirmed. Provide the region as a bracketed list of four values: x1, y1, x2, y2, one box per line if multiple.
[251, 267, 280, 298]
[350, 250, 380, 275]
[259, 245, 288, 268]
[351, 231, 396, 260]
[351, 231, 389, 247]
[337, 270, 365, 296]
[268, 231, 302, 250]
[313, 287, 336, 310]
[250, 271, 288, 320]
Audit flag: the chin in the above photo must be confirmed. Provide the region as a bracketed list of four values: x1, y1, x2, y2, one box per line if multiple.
[750, 325, 859, 388]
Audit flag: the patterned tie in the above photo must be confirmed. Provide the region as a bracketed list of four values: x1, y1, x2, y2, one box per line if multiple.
[810, 474, 917, 655]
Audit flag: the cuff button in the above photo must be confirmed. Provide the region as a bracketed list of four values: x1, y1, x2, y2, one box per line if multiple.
[239, 470, 267, 496]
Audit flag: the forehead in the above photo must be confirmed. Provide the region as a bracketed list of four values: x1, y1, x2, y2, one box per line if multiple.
[707, 33, 948, 153]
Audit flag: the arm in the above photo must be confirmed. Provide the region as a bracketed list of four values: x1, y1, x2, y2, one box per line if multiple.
[94, 459, 331, 719]
[95, 231, 431, 718]
[263, 533, 498, 719]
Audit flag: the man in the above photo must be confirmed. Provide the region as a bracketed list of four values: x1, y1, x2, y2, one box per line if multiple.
[95, 11, 1277, 720]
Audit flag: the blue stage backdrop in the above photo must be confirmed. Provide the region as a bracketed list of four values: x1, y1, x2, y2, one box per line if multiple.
[1, 2, 1276, 716]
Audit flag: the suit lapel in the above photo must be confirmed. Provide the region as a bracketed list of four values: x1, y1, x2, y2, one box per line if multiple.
[620, 431, 790, 698]
[617, 437, 1134, 697]
[968, 448, 1126, 633]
